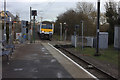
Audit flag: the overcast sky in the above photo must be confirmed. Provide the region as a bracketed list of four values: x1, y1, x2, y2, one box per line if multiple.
[0, 0, 120, 22]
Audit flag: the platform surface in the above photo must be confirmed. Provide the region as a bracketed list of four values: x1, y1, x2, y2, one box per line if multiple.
[2, 42, 95, 79]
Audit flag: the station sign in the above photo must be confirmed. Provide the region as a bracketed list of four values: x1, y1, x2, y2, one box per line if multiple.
[16, 33, 21, 39]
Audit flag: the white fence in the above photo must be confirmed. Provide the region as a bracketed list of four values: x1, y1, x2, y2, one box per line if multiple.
[71, 32, 108, 49]
[86, 37, 94, 47]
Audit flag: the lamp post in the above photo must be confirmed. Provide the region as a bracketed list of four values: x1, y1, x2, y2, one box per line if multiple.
[64, 22, 67, 41]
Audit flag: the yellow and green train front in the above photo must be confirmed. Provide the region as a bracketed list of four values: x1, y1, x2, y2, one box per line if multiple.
[40, 24, 53, 39]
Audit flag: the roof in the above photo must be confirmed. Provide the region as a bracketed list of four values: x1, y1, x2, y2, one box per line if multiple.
[0, 11, 15, 21]
[42, 21, 54, 24]
[0, 11, 8, 17]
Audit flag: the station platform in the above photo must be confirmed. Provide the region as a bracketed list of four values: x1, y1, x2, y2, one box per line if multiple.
[2, 41, 96, 79]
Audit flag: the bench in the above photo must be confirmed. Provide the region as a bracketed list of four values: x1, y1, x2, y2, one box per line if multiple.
[0, 49, 12, 62]
[0, 40, 14, 61]
[1, 40, 15, 52]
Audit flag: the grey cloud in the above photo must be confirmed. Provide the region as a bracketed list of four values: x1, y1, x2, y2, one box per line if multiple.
[4, 2, 76, 21]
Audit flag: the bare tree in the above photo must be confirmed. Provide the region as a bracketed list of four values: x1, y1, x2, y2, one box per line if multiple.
[55, 2, 97, 37]
[76, 2, 96, 15]
[76, 2, 97, 24]
[100, 13, 107, 26]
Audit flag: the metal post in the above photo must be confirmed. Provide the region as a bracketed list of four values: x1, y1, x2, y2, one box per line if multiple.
[9, 17, 12, 44]
[74, 26, 77, 48]
[30, 7, 32, 43]
[65, 29, 67, 41]
[0, 15, 2, 80]
[60, 23, 62, 41]
[64, 22, 67, 41]
[4, 0, 6, 41]
[81, 21, 84, 50]
[15, 22, 16, 40]
[95, 0, 100, 56]
[74, 25, 76, 36]
[118, 7, 120, 20]
[30, 7, 32, 27]
[33, 16, 35, 43]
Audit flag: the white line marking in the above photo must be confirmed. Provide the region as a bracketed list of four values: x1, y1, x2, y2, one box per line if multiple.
[48, 43, 98, 80]
[14, 68, 23, 71]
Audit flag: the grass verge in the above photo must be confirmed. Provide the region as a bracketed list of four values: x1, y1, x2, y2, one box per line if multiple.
[75, 45, 119, 65]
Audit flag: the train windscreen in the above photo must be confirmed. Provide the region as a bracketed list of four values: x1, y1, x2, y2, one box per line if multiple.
[41, 24, 52, 29]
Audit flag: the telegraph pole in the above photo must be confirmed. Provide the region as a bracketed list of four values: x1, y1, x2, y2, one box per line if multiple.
[95, 0, 100, 56]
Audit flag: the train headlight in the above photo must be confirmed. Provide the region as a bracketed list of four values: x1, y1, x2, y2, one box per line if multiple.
[42, 31, 44, 32]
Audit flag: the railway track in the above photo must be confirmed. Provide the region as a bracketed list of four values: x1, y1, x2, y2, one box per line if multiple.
[54, 45, 117, 80]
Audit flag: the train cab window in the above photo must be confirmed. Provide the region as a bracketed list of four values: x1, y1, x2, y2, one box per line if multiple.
[41, 24, 52, 29]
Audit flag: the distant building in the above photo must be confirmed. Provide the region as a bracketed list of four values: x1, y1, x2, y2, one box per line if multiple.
[0, 11, 16, 41]
[0, 11, 15, 23]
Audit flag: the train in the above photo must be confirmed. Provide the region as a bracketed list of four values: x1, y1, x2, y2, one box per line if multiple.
[37, 21, 54, 40]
